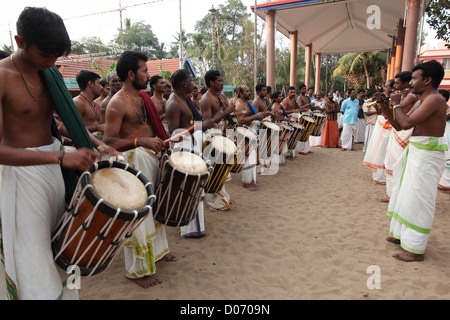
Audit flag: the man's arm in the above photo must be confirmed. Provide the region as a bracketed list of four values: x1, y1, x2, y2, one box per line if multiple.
[381, 93, 440, 131]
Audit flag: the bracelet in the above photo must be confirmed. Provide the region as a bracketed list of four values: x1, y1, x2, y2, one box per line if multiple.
[134, 138, 138, 148]
[58, 150, 65, 165]
[392, 105, 402, 121]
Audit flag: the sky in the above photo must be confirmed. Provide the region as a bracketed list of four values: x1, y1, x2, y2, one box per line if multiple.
[0, 0, 259, 50]
[0, 0, 439, 53]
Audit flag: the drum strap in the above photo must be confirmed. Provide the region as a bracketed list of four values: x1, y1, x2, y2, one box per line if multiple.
[217, 96, 236, 132]
[279, 104, 289, 118]
[186, 95, 203, 121]
[140, 91, 169, 148]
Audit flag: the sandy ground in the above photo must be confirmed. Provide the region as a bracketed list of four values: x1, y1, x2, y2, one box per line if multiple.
[79, 143, 450, 300]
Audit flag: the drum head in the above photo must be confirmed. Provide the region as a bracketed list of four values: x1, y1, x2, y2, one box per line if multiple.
[313, 113, 326, 118]
[211, 136, 237, 155]
[91, 168, 148, 212]
[236, 126, 257, 140]
[302, 116, 315, 123]
[290, 123, 304, 129]
[169, 151, 208, 175]
[263, 121, 280, 131]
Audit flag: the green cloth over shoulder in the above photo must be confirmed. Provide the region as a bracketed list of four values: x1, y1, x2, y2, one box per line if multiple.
[43, 66, 94, 203]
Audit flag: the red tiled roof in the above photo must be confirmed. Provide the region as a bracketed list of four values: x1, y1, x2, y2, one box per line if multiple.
[56, 54, 117, 79]
[147, 58, 183, 77]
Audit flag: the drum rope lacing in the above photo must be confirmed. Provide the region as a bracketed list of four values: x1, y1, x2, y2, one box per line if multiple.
[154, 153, 212, 228]
[53, 161, 154, 277]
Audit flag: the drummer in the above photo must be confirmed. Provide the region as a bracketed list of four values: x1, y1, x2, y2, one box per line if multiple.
[103, 51, 175, 289]
[253, 84, 269, 113]
[272, 92, 290, 122]
[199, 70, 235, 211]
[235, 85, 272, 191]
[297, 84, 314, 155]
[165, 69, 211, 238]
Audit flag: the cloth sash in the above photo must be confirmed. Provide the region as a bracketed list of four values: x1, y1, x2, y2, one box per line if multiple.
[139, 90, 169, 149]
[43, 67, 94, 202]
[279, 104, 289, 118]
[217, 95, 236, 127]
[43, 67, 93, 150]
[387, 136, 447, 235]
[186, 95, 203, 121]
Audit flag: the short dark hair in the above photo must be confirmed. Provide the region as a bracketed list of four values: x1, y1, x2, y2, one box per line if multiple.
[299, 83, 306, 90]
[347, 88, 355, 95]
[395, 71, 412, 83]
[288, 86, 296, 92]
[271, 91, 281, 100]
[255, 83, 266, 93]
[100, 80, 108, 87]
[411, 60, 445, 89]
[205, 70, 221, 88]
[0, 51, 11, 59]
[439, 89, 449, 102]
[266, 86, 272, 93]
[17, 7, 71, 56]
[76, 70, 101, 91]
[116, 51, 148, 82]
[387, 79, 395, 88]
[170, 69, 191, 90]
[149, 75, 163, 90]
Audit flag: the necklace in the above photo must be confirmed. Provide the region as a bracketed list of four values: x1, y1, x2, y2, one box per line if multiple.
[122, 89, 148, 125]
[10, 55, 43, 102]
[207, 90, 221, 108]
[79, 94, 98, 114]
[174, 93, 194, 125]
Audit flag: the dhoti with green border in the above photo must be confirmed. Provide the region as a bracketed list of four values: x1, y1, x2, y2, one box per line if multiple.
[387, 136, 448, 254]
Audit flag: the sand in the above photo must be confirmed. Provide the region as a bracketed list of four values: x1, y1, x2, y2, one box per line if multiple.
[79, 143, 450, 300]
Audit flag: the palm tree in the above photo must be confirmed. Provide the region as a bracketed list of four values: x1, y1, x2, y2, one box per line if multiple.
[333, 51, 387, 90]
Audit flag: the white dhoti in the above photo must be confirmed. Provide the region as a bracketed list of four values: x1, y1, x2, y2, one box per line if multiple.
[363, 123, 375, 153]
[309, 133, 323, 147]
[243, 124, 258, 184]
[341, 123, 357, 149]
[363, 116, 392, 184]
[172, 130, 207, 237]
[387, 136, 447, 254]
[355, 118, 366, 143]
[123, 148, 169, 279]
[298, 141, 310, 155]
[438, 121, 450, 191]
[0, 139, 78, 300]
[384, 128, 413, 200]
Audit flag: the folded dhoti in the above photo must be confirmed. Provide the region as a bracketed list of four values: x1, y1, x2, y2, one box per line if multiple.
[0, 139, 78, 300]
[123, 147, 169, 279]
[387, 136, 448, 254]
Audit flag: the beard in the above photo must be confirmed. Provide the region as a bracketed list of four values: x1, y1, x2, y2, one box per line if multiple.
[132, 78, 148, 91]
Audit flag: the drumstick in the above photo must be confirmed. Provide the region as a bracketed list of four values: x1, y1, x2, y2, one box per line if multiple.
[164, 123, 200, 144]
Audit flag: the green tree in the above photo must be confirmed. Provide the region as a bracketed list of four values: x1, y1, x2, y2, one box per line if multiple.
[426, 0, 450, 48]
[116, 18, 167, 60]
[333, 51, 387, 90]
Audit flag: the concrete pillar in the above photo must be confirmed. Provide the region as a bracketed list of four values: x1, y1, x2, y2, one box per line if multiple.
[394, 19, 405, 75]
[389, 37, 397, 80]
[290, 31, 298, 88]
[266, 10, 276, 90]
[386, 49, 392, 81]
[402, 0, 421, 71]
[315, 53, 322, 93]
[305, 43, 312, 89]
